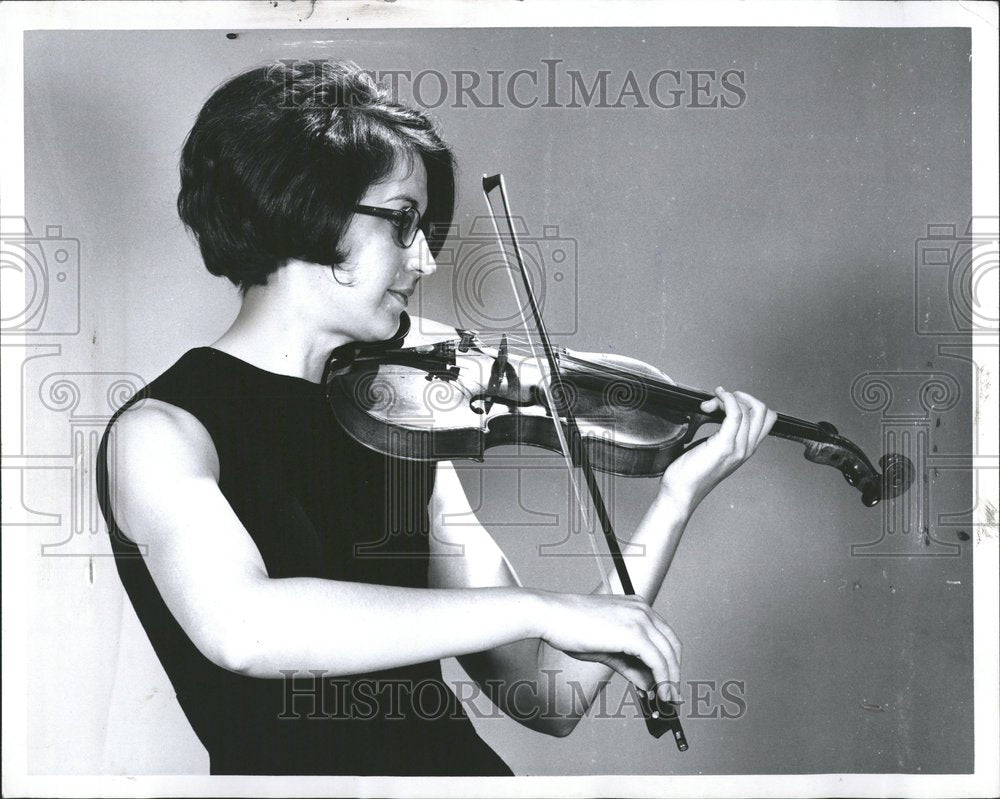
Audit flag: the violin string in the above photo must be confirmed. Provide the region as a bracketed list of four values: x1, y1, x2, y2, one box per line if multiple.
[458, 335, 722, 400]
[445, 335, 824, 437]
[460, 336, 714, 398]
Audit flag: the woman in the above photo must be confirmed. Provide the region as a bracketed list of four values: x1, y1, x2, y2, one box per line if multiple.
[97, 60, 776, 776]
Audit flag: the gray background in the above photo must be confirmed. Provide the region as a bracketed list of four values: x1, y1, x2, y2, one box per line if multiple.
[22, 27, 973, 775]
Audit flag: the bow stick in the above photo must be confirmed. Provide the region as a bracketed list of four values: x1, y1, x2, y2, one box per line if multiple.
[481, 174, 688, 750]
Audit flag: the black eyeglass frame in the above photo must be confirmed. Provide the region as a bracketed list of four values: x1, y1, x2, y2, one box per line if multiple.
[353, 204, 424, 248]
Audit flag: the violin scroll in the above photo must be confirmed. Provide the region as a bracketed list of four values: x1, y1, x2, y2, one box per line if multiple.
[876, 452, 917, 506]
[799, 424, 915, 507]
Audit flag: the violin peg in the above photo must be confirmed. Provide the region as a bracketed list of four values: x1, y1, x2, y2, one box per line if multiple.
[861, 487, 881, 507]
[817, 421, 839, 436]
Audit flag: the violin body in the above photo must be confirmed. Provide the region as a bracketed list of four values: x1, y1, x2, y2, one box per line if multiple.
[326, 327, 686, 474]
[324, 319, 915, 507]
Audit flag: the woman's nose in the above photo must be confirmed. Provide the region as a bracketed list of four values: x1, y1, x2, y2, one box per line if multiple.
[406, 229, 437, 276]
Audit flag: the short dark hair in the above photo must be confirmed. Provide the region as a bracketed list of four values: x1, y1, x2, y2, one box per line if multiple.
[177, 60, 456, 292]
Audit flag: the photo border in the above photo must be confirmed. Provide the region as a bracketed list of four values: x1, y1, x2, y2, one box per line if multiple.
[2, 2, 996, 797]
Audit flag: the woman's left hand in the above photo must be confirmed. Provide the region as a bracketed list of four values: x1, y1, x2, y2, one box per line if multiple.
[658, 387, 777, 511]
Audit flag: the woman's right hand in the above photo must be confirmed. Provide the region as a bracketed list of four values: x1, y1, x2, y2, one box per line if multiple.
[533, 591, 682, 702]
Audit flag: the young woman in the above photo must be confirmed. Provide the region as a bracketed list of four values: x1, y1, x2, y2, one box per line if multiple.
[97, 60, 776, 777]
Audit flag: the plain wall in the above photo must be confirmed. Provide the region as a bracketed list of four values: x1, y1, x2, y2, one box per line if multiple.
[20, 26, 973, 775]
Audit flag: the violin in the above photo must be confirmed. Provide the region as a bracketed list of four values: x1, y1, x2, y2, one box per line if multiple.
[324, 325, 914, 508]
[323, 174, 915, 751]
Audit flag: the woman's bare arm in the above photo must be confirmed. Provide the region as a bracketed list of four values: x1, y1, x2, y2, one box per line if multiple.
[108, 399, 680, 695]
[429, 461, 691, 736]
[431, 388, 776, 736]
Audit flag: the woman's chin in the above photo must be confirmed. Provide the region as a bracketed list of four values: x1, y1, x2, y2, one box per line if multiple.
[365, 310, 403, 343]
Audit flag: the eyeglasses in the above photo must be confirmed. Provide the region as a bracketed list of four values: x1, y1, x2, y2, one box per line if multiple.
[353, 204, 424, 249]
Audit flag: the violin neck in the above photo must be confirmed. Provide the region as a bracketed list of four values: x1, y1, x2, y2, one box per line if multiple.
[681, 394, 836, 446]
[559, 353, 838, 447]
[768, 413, 836, 445]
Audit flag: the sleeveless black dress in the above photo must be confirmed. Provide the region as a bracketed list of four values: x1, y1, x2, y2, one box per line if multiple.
[96, 343, 512, 776]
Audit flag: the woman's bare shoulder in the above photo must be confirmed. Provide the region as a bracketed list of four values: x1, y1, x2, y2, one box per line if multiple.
[111, 398, 220, 479]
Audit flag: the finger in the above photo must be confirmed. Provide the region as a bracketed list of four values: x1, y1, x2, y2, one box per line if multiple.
[649, 679, 682, 707]
[613, 658, 657, 696]
[699, 396, 721, 414]
[650, 616, 683, 668]
[712, 388, 744, 448]
[640, 605, 683, 665]
[566, 649, 655, 695]
[645, 625, 682, 702]
[626, 633, 674, 703]
[758, 408, 778, 448]
[734, 397, 755, 457]
[606, 653, 658, 698]
[735, 392, 777, 452]
[629, 612, 680, 702]
[607, 601, 681, 702]
[733, 391, 764, 455]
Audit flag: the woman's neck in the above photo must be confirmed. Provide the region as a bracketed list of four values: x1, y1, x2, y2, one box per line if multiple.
[210, 277, 350, 384]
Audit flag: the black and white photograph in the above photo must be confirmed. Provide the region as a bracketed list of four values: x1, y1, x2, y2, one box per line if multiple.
[2, 1, 997, 797]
